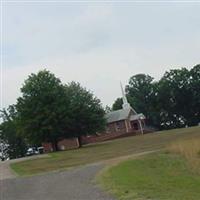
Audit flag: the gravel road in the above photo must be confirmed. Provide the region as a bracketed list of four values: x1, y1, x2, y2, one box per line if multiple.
[0, 163, 115, 200]
[0, 151, 157, 200]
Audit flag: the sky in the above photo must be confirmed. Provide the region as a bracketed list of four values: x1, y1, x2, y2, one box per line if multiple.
[1, 1, 200, 109]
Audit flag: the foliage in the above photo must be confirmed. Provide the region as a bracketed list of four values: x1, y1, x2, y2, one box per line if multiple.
[16, 70, 69, 150]
[126, 73, 154, 116]
[112, 98, 123, 110]
[0, 105, 27, 159]
[15, 70, 106, 149]
[186, 65, 200, 125]
[126, 74, 158, 126]
[64, 82, 106, 146]
[112, 65, 200, 129]
[158, 66, 200, 128]
[105, 105, 112, 113]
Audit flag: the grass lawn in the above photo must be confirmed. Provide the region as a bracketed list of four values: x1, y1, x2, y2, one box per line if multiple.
[11, 126, 200, 176]
[98, 152, 200, 200]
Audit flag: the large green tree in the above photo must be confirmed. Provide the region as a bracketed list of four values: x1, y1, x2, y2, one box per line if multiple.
[16, 70, 106, 150]
[16, 70, 69, 150]
[65, 82, 106, 146]
[126, 74, 159, 127]
[0, 106, 27, 159]
[126, 74, 154, 115]
[158, 66, 200, 128]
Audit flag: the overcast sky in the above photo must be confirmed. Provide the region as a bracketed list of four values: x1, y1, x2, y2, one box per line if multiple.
[2, 1, 200, 109]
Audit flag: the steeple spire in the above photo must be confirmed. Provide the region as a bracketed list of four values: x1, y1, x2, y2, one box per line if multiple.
[120, 82, 130, 110]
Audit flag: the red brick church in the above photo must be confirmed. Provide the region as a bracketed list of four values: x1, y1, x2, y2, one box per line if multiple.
[105, 83, 146, 134]
[43, 84, 147, 152]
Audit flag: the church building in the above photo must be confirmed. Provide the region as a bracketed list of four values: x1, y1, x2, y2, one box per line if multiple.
[105, 83, 146, 134]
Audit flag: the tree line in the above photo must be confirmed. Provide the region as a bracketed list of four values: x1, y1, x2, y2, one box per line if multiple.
[112, 64, 200, 130]
[0, 65, 199, 159]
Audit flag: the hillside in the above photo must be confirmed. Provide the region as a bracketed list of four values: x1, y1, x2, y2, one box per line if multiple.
[98, 128, 200, 200]
[11, 126, 200, 176]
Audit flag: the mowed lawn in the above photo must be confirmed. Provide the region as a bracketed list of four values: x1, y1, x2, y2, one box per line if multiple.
[99, 153, 200, 200]
[11, 126, 200, 176]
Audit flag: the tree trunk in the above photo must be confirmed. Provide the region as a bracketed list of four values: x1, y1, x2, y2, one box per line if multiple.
[53, 139, 59, 151]
[78, 136, 82, 148]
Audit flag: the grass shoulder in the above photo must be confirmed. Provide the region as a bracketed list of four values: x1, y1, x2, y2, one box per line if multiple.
[98, 152, 200, 200]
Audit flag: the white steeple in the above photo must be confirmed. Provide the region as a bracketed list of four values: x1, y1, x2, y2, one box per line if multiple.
[120, 82, 131, 110]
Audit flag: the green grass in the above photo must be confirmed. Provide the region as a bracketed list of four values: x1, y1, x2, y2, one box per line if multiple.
[11, 126, 200, 176]
[98, 152, 200, 200]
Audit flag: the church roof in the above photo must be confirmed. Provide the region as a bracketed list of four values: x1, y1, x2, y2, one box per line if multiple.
[130, 113, 145, 121]
[105, 108, 145, 123]
[105, 108, 131, 123]
[106, 83, 145, 123]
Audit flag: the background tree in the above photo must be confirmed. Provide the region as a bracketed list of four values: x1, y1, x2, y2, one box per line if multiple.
[112, 98, 123, 110]
[111, 65, 200, 130]
[16, 70, 70, 150]
[0, 105, 27, 159]
[126, 74, 154, 115]
[112, 75, 160, 128]
[188, 64, 200, 125]
[158, 66, 200, 128]
[125, 74, 159, 127]
[105, 105, 112, 113]
[65, 82, 106, 146]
